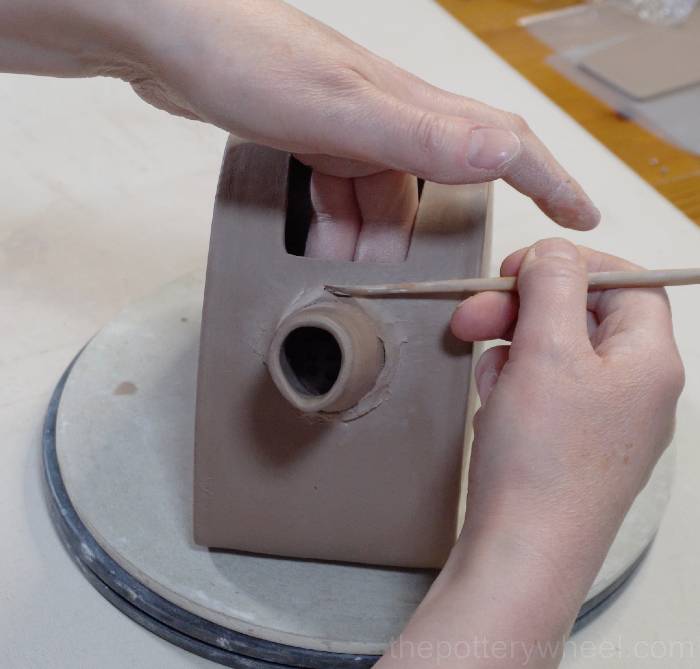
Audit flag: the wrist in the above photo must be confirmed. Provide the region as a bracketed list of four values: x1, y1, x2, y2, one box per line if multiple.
[456, 495, 622, 620]
[394, 516, 592, 669]
[464, 435, 632, 579]
[445, 518, 585, 659]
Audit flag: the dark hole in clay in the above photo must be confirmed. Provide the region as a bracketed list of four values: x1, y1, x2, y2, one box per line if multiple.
[280, 327, 342, 396]
[285, 158, 313, 256]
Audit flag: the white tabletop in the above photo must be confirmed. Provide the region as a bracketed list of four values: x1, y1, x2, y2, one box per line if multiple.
[2, 1, 698, 666]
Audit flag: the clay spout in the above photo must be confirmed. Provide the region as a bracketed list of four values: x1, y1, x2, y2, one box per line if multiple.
[267, 301, 384, 413]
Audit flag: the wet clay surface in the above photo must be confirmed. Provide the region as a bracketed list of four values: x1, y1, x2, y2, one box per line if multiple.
[194, 141, 491, 568]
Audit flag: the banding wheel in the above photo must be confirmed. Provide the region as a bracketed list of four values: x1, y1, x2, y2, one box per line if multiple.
[44, 273, 674, 668]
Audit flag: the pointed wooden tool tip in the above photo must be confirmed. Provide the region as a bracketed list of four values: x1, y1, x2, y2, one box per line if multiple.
[324, 285, 353, 297]
[325, 282, 419, 297]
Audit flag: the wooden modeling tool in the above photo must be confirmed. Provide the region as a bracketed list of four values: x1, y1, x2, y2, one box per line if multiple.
[325, 268, 700, 297]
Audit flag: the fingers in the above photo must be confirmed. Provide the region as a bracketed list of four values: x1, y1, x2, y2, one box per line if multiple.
[511, 238, 592, 360]
[507, 132, 600, 231]
[305, 170, 417, 262]
[500, 242, 678, 362]
[353, 171, 417, 262]
[295, 153, 381, 179]
[450, 291, 518, 342]
[474, 345, 510, 403]
[366, 89, 597, 230]
[576, 249, 675, 357]
[316, 87, 523, 187]
[586, 310, 600, 341]
[365, 65, 600, 230]
[305, 172, 360, 260]
[277, 70, 598, 232]
[501, 244, 675, 351]
[451, 255, 600, 345]
[500, 247, 529, 278]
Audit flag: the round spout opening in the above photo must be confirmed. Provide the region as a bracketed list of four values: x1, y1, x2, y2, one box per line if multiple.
[280, 326, 342, 397]
[267, 302, 384, 414]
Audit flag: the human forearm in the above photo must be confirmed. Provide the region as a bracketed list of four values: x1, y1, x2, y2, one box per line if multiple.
[0, 0, 149, 77]
[379, 239, 682, 668]
[376, 504, 619, 669]
[1, 0, 599, 235]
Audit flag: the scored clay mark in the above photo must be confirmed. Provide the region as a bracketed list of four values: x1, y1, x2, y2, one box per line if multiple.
[114, 381, 138, 396]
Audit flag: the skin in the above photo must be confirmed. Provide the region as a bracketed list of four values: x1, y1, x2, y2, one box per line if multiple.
[0, 2, 684, 666]
[377, 238, 684, 668]
[0, 0, 600, 263]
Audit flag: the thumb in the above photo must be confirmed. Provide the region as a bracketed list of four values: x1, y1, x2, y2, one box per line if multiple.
[512, 238, 591, 360]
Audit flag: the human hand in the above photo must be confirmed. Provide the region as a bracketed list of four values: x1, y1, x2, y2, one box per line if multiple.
[374, 239, 684, 669]
[2, 0, 600, 260]
[451, 238, 684, 567]
[119, 0, 599, 259]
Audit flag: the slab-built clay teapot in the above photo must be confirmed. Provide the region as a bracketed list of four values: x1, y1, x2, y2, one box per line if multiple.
[194, 139, 492, 568]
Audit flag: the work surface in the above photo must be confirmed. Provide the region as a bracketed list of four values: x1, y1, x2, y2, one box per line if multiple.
[439, 0, 700, 226]
[2, 1, 699, 667]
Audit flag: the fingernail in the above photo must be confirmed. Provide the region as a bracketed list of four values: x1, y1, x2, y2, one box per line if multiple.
[466, 128, 521, 170]
[532, 237, 579, 261]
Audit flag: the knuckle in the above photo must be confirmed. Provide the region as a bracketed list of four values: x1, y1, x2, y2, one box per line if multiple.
[521, 256, 585, 285]
[316, 64, 372, 95]
[506, 112, 530, 135]
[660, 355, 686, 398]
[626, 349, 685, 401]
[411, 111, 447, 167]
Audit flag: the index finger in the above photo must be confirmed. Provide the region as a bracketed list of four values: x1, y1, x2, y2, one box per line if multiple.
[502, 245, 675, 355]
[372, 65, 601, 230]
